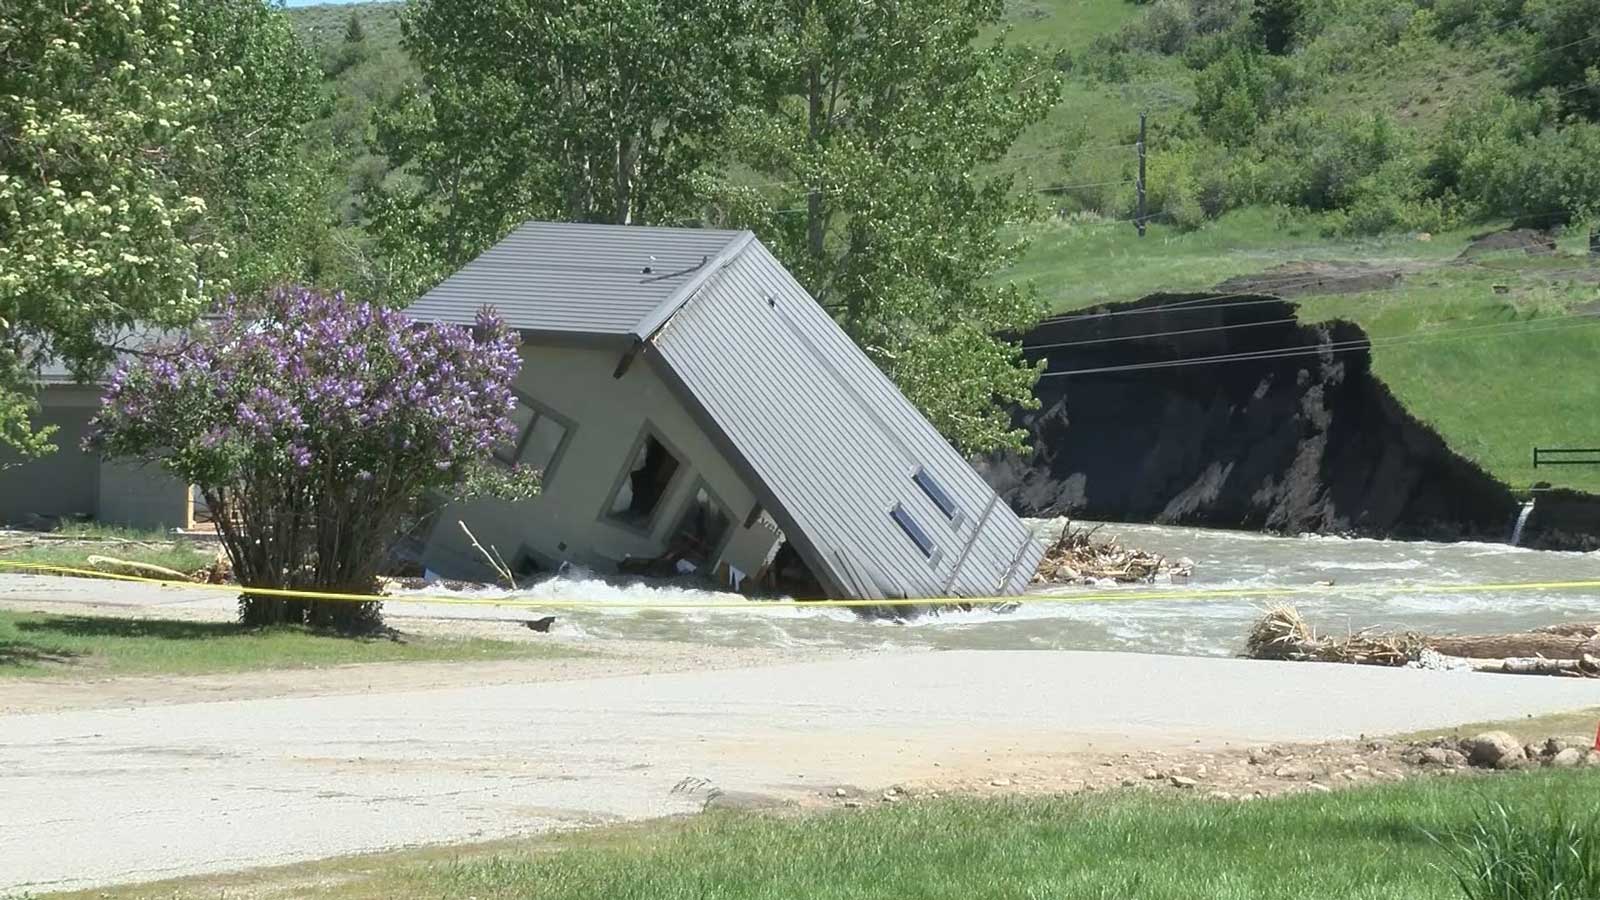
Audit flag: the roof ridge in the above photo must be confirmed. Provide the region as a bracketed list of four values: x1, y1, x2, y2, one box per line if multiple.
[632, 230, 756, 343]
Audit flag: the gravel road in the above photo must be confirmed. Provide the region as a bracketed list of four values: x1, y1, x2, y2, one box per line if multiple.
[4, 650, 1599, 893]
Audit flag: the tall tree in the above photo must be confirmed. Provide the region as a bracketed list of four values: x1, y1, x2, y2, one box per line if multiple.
[0, 0, 332, 457]
[0, 0, 223, 455]
[182, 0, 333, 293]
[367, 0, 757, 299]
[721, 0, 1059, 453]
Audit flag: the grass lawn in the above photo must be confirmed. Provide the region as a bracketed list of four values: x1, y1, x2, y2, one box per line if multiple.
[0, 609, 577, 678]
[0, 524, 218, 577]
[52, 770, 1600, 900]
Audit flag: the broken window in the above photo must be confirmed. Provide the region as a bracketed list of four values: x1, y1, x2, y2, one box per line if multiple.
[605, 431, 681, 528]
[494, 394, 573, 479]
[891, 503, 937, 559]
[663, 482, 732, 570]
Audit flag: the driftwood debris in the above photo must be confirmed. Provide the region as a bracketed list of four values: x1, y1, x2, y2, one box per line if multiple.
[83, 554, 194, 582]
[1246, 604, 1600, 677]
[1033, 523, 1191, 585]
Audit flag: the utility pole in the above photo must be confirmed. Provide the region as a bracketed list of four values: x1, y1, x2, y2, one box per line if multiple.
[1136, 111, 1147, 238]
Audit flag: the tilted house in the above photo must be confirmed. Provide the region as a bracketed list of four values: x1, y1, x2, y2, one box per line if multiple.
[407, 222, 1043, 600]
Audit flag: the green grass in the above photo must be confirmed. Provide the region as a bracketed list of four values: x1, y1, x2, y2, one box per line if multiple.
[1009, 207, 1478, 311]
[1296, 252, 1600, 491]
[0, 609, 575, 678]
[0, 543, 215, 576]
[53, 770, 1600, 900]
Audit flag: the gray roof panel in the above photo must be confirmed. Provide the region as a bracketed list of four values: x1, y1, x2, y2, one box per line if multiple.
[407, 222, 745, 336]
[650, 241, 1043, 600]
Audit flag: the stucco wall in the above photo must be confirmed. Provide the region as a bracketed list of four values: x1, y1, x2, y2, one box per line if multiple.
[0, 388, 99, 525]
[423, 343, 782, 585]
[0, 386, 192, 530]
[97, 458, 194, 530]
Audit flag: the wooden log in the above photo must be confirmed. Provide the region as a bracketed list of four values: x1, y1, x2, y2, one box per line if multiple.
[84, 555, 194, 582]
[1428, 633, 1600, 660]
[1464, 655, 1600, 677]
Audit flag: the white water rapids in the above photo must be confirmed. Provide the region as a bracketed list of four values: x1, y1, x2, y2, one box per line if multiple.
[396, 520, 1600, 658]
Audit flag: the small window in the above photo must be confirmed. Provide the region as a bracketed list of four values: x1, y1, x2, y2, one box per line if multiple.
[494, 394, 572, 478]
[664, 483, 732, 569]
[890, 503, 936, 559]
[605, 432, 681, 528]
[913, 467, 959, 521]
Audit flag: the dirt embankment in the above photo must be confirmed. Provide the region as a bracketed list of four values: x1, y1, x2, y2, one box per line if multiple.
[979, 292, 1594, 544]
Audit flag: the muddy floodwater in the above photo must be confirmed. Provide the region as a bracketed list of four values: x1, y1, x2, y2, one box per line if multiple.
[400, 520, 1600, 658]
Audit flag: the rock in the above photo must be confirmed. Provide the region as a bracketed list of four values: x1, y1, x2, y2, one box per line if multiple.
[1169, 776, 1198, 789]
[843, 800, 862, 808]
[1586, 751, 1600, 768]
[703, 791, 786, 811]
[1545, 738, 1569, 757]
[1549, 748, 1586, 769]
[881, 791, 901, 803]
[1247, 749, 1269, 766]
[1306, 783, 1332, 794]
[1207, 791, 1234, 800]
[989, 778, 1012, 787]
[1464, 732, 1523, 769]
[1143, 768, 1160, 780]
[833, 787, 848, 797]
[1194, 765, 1208, 778]
[1524, 743, 1543, 761]
[1120, 777, 1138, 787]
[1419, 747, 1452, 767]
[1273, 765, 1313, 780]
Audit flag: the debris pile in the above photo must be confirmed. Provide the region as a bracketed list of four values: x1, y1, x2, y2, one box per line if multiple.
[1246, 603, 1600, 677]
[1032, 522, 1192, 585]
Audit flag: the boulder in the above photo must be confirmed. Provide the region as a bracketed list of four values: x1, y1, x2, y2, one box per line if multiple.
[1463, 732, 1523, 769]
[1549, 748, 1586, 769]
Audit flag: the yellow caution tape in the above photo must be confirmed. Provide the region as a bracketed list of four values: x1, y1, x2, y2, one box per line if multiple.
[1, 559, 1599, 611]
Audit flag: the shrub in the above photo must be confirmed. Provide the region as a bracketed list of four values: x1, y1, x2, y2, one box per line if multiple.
[1193, 48, 1297, 144]
[89, 287, 528, 631]
[1429, 95, 1600, 225]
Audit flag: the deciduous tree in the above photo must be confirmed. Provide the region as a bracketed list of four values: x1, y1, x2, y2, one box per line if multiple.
[720, 0, 1060, 453]
[367, 0, 757, 299]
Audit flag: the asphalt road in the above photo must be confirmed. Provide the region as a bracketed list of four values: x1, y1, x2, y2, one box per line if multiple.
[4, 650, 1600, 893]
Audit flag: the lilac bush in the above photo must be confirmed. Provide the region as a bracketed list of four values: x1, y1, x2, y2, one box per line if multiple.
[89, 287, 529, 630]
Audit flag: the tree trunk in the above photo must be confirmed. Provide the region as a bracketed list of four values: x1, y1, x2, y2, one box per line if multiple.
[1429, 633, 1600, 660]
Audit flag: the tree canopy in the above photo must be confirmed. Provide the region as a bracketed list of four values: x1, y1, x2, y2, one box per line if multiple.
[0, 0, 331, 456]
[367, 0, 759, 299]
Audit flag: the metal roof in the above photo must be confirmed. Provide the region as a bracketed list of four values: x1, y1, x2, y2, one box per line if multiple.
[649, 241, 1043, 601]
[409, 221, 1043, 600]
[406, 221, 746, 340]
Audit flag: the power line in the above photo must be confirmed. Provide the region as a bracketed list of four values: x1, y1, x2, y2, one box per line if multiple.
[1039, 311, 1600, 378]
[1023, 315, 1303, 351]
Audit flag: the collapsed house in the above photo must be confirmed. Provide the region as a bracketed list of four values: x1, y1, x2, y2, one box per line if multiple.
[407, 222, 1043, 600]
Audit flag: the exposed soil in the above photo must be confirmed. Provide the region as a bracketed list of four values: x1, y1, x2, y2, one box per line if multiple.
[1212, 260, 1415, 298]
[821, 732, 1600, 810]
[982, 292, 1530, 542]
[1458, 227, 1559, 257]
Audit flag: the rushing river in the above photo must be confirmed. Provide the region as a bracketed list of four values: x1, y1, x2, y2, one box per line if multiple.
[399, 520, 1600, 658]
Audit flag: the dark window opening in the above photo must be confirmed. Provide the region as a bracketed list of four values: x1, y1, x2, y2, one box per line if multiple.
[891, 503, 936, 559]
[494, 395, 572, 479]
[912, 467, 959, 521]
[663, 484, 732, 569]
[606, 433, 681, 527]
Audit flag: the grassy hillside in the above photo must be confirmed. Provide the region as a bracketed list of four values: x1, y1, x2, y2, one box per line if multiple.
[284, 0, 1600, 494]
